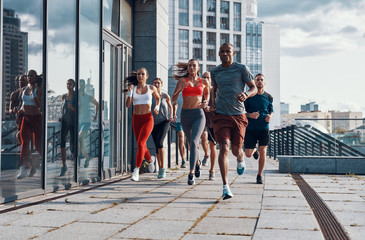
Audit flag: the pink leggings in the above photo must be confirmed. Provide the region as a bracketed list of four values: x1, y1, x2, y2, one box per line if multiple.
[20, 114, 43, 166]
[133, 113, 153, 168]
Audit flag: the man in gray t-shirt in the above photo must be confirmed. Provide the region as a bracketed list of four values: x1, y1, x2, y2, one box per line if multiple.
[210, 43, 257, 200]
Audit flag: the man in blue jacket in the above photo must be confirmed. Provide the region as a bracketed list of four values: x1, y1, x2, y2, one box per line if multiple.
[244, 73, 273, 184]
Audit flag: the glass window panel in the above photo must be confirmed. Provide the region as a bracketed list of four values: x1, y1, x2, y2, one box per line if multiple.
[220, 33, 229, 45]
[179, 13, 188, 26]
[193, 31, 202, 44]
[220, 1, 229, 14]
[207, 16, 216, 29]
[1, 0, 43, 199]
[207, 49, 216, 61]
[120, 0, 132, 44]
[103, 0, 119, 34]
[193, 14, 202, 27]
[207, 32, 216, 45]
[221, 17, 229, 30]
[193, 0, 202, 11]
[193, 48, 202, 60]
[179, 0, 188, 10]
[79, 0, 101, 181]
[47, 0, 76, 187]
[234, 3, 241, 31]
[207, 0, 216, 12]
[179, 30, 189, 59]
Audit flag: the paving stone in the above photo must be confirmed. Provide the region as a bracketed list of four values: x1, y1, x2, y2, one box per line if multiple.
[253, 229, 324, 240]
[37, 221, 125, 240]
[256, 210, 320, 230]
[80, 207, 152, 224]
[0, 225, 52, 239]
[115, 219, 192, 239]
[182, 233, 250, 240]
[207, 208, 260, 218]
[147, 205, 206, 221]
[192, 216, 256, 235]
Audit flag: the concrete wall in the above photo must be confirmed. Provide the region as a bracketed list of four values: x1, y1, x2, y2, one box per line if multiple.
[278, 155, 365, 175]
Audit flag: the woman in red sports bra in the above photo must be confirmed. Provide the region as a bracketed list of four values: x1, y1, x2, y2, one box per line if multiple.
[125, 68, 160, 182]
[172, 59, 210, 185]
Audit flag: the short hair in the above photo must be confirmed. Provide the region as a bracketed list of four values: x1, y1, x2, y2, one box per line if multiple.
[67, 79, 75, 85]
[220, 42, 234, 50]
[255, 73, 265, 79]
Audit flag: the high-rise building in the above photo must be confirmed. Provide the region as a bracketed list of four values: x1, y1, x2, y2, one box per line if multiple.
[301, 101, 319, 112]
[168, 0, 247, 94]
[2, 8, 28, 120]
[246, 19, 280, 129]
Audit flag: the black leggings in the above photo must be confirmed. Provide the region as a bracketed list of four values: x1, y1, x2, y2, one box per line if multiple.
[151, 120, 170, 153]
[60, 120, 76, 156]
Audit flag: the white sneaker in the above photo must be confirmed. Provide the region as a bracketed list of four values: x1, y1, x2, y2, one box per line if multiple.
[147, 156, 156, 173]
[17, 166, 27, 179]
[131, 167, 139, 181]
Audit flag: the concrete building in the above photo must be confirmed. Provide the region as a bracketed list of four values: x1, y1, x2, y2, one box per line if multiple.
[282, 111, 332, 133]
[301, 101, 319, 112]
[168, 0, 247, 94]
[329, 110, 363, 132]
[2, 8, 27, 121]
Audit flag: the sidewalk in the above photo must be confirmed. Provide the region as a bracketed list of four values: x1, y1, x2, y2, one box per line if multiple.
[0, 151, 364, 239]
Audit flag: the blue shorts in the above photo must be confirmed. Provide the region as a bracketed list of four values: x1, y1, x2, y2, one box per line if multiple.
[176, 122, 183, 132]
[79, 122, 91, 132]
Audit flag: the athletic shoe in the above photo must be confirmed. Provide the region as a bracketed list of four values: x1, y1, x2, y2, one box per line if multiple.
[59, 166, 68, 176]
[180, 160, 186, 168]
[16, 166, 27, 179]
[253, 149, 259, 160]
[222, 185, 233, 200]
[161, 168, 166, 178]
[195, 160, 201, 178]
[209, 171, 215, 180]
[148, 156, 156, 173]
[236, 159, 246, 175]
[158, 168, 166, 179]
[256, 174, 263, 184]
[28, 168, 36, 177]
[188, 173, 195, 185]
[84, 158, 90, 168]
[131, 168, 139, 181]
[202, 156, 209, 166]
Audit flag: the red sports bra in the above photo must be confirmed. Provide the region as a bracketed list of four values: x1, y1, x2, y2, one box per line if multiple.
[182, 77, 204, 97]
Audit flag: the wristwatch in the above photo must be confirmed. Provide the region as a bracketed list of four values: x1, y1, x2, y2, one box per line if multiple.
[244, 92, 248, 97]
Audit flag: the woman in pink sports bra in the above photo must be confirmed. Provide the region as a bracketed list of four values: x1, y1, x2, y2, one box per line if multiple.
[16, 69, 43, 179]
[171, 59, 210, 185]
[125, 68, 160, 182]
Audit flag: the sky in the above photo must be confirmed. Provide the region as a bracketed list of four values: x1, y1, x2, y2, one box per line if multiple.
[257, 0, 365, 115]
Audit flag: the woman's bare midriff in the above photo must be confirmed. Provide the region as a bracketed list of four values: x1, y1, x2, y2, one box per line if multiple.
[133, 104, 152, 115]
[22, 105, 42, 116]
[182, 95, 203, 109]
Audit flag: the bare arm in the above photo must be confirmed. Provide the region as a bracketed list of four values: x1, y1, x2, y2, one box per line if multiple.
[151, 85, 160, 115]
[201, 78, 210, 109]
[165, 93, 174, 121]
[237, 80, 257, 102]
[125, 85, 134, 108]
[171, 78, 186, 102]
[91, 96, 99, 121]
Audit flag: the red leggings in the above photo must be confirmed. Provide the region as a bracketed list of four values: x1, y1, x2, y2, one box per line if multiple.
[20, 114, 43, 166]
[133, 113, 154, 168]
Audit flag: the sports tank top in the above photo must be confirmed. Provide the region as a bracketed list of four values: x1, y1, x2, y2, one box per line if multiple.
[22, 86, 37, 106]
[182, 77, 204, 97]
[133, 85, 152, 105]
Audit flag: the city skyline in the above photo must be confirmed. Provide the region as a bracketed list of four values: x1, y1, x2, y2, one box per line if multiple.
[257, 0, 365, 115]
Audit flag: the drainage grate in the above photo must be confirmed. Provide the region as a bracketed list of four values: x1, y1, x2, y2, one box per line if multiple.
[292, 173, 350, 240]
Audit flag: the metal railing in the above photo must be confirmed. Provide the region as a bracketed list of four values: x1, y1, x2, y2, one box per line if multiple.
[268, 125, 365, 159]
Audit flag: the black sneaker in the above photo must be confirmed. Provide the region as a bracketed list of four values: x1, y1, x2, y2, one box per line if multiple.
[188, 173, 195, 185]
[180, 160, 186, 168]
[256, 174, 263, 184]
[195, 160, 201, 178]
[253, 149, 259, 160]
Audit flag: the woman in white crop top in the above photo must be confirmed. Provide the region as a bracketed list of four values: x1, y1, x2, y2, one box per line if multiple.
[125, 68, 160, 181]
[16, 69, 43, 179]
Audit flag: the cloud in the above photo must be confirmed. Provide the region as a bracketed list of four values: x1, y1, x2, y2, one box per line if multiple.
[340, 26, 358, 34]
[281, 44, 340, 57]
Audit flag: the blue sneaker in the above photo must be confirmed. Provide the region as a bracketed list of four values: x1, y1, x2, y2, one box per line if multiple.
[222, 186, 233, 200]
[237, 159, 245, 175]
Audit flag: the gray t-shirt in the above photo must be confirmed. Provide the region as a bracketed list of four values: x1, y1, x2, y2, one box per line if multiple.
[152, 92, 169, 125]
[211, 62, 253, 115]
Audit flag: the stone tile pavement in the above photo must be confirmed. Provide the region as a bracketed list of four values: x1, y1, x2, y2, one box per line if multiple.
[0, 151, 364, 239]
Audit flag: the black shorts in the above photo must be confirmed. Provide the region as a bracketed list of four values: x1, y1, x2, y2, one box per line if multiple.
[244, 130, 270, 149]
[207, 127, 216, 145]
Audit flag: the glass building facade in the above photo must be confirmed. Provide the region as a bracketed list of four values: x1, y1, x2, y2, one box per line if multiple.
[246, 20, 262, 77]
[0, 0, 169, 203]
